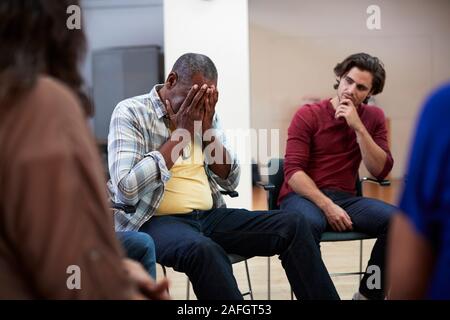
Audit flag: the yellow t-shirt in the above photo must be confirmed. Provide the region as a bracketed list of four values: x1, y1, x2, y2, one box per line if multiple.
[156, 141, 213, 215]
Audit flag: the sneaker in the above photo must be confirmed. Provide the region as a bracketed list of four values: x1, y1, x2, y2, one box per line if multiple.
[352, 292, 369, 300]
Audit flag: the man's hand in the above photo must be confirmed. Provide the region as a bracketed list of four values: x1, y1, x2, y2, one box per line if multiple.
[322, 202, 353, 232]
[203, 85, 219, 134]
[166, 84, 208, 137]
[335, 98, 364, 131]
[123, 258, 171, 300]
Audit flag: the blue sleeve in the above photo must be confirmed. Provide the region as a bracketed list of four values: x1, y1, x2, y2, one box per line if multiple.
[398, 84, 450, 246]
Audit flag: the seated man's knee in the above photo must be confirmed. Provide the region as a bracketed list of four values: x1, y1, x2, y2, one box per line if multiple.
[376, 203, 397, 235]
[184, 238, 226, 262]
[280, 209, 325, 241]
[274, 210, 312, 240]
[379, 213, 394, 236]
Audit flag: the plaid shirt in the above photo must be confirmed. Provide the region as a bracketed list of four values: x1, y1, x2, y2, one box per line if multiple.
[107, 85, 240, 231]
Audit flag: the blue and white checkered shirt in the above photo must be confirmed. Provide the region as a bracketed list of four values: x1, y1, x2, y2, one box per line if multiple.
[107, 85, 240, 231]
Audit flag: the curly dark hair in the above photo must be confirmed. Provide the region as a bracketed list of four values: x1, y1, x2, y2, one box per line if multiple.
[333, 53, 386, 100]
[0, 0, 92, 116]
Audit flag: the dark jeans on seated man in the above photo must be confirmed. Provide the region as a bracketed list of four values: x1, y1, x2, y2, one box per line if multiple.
[281, 189, 396, 300]
[140, 208, 340, 300]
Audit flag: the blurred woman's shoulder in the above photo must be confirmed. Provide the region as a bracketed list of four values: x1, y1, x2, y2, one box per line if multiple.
[0, 75, 92, 166]
[32, 75, 85, 119]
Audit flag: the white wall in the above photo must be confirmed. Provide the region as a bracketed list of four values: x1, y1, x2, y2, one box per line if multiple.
[81, 0, 164, 88]
[164, 0, 252, 209]
[249, 0, 450, 179]
[80, 0, 163, 132]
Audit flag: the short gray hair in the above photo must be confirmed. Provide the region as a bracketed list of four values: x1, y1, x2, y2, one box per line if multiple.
[171, 53, 218, 84]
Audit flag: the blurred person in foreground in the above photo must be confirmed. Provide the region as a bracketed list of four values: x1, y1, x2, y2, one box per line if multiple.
[0, 0, 168, 299]
[388, 83, 450, 300]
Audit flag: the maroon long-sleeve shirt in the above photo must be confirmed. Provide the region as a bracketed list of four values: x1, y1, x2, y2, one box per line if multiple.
[278, 99, 393, 204]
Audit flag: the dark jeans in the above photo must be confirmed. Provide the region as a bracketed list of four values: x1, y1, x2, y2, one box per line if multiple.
[117, 231, 157, 279]
[281, 190, 396, 300]
[140, 208, 340, 300]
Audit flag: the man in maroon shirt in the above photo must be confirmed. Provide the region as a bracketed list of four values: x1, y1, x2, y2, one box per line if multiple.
[279, 53, 396, 300]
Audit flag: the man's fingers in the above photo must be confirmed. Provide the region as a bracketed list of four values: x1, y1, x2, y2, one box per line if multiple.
[335, 111, 345, 119]
[343, 221, 352, 231]
[344, 214, 353, 229]
[340, 98, 352, 105]
[331, 220, 342, 232]
[332, 214, 351, 231]
[340, 99, 356, 109]
[165, 99, 175, 117]
[334, 222, 343, 232]
[208, 88, 215, 110]
[165, 100, 177, 128]
[205, 89, 211, 111]
[337, 213, 352, 230]
[179, 84, 199, 113]
[190, 84, 208, 110]
[335, 105, 347, 117]
[339, 220, 348, 231]
[336, 105, 350, 113]
[335, 108, 350, 119]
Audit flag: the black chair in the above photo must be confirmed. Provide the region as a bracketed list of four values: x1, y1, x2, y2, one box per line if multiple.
[257, 158, 390, 299]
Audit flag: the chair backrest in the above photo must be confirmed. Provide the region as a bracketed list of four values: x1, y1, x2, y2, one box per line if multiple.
[267, 158, 362, 210]
[267, 158, 285, 210]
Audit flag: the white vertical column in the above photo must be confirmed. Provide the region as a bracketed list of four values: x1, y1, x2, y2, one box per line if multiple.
[164, 0, 252, 208]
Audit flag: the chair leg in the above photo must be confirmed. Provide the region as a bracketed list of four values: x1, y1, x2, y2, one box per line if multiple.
[267, 256, 271, 300]
[244, 260, 254, 300]
[161, 265, 170, 295]
[359, 239, 364, 281]
[186, 277, 190, 300]
[185, 260, 253, 300]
